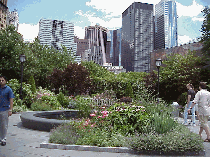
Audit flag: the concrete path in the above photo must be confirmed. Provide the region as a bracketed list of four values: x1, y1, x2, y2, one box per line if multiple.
[0, 113, 209, 157]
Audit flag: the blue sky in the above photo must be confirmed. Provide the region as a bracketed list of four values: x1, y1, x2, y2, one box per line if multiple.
[7, 0, 210, 44]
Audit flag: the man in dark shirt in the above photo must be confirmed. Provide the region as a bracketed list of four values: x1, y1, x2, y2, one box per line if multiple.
[0, 75, 15, 146]
[183, 83, 196, 126]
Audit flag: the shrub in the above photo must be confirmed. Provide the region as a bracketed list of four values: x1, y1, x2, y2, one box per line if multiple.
[48, 63, 92, 96]
[8, 79, 35, 109]
[57, 92, 70, 108]
[129, 123, 204, 153]
[107, 103, 150, 135]
[31, 100, 52, 111]
[177, 92, 187, 112]
[149, 112, 177, 134]
[40, 95, 61, 110]
[49, 123, 80, 144]
[119, 97, 132, 104]
[125, 82, 134, 98]
[27, 75, 36, 94]
[74, 95, 93, 118]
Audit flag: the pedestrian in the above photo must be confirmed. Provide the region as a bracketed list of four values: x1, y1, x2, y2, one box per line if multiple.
[188, 82, 210, 142]
[194, 88, 201, 125]
[183, 83, 196, 126]
[0, 75, 15, 146]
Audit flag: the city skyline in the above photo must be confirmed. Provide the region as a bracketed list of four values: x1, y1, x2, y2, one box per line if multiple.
[7, 0, 210, 45]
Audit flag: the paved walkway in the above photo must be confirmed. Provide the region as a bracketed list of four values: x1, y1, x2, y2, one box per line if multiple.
[0, 113, 209, 157]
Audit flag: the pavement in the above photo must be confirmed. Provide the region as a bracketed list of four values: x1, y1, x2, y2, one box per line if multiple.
[0, 113, 210, 157]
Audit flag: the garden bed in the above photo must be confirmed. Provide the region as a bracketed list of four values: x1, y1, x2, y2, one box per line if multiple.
[40, 142, 205, 156]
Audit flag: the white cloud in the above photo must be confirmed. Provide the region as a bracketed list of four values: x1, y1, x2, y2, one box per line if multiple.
[192, 17, 204, 22]
[86, 0, 159, 15]
[178, 35, 193, 45]
[176, 0, 204, 18]
[74, 26, 86, 39]
[18, 23, 39, 42]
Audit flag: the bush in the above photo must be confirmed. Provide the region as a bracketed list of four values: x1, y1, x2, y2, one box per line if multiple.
[49, 123, 80, 144]
[48, 63, 92, 96]
[125, 82, 134, 98]
[57, 92, 70, 108]
[31, 100, 52, 111]
[149, 112, 177, 134]
[28, 75, 36, 94]
[40, 95, 61, 110]
[74, 95, 93, 118]
[129, 123, 204, 153]
[107, 103, 150, 135]
[8, 79, 35, 109]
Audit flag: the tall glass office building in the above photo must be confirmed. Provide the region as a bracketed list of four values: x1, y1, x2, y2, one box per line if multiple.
[122, 2, 153, 72]
[154, 0, 178, 50]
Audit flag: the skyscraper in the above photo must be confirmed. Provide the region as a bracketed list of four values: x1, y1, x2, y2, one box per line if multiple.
[85, 24, 108, 65]
[0, 0, 8, 30]
[155, 0, 178, 49]
[108, 28, 122, 66]
[121, 2, 153, 72]
[7, 9, 19, 31]
[38, 18, 77, 55]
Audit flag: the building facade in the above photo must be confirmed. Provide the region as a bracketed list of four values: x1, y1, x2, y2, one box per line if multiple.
[121, 2, 153, 72]
[38, 18, 77, 55]
[151, 42, 203, 71]
[0, 0, 8, 30]
[154, 0, 178, 50]
[108, 28, 122, 66]
[74, 36, 90, 62]
[84, 25, 108, 65]
[7, 9, 19, 30]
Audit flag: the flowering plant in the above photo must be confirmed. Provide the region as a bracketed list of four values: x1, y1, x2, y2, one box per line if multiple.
[107, 103, 150, 135]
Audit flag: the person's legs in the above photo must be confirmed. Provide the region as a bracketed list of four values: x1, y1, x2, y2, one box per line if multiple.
[199, 115, 204, 138]
[190, 101, 196, 124]
[0, 110, 9, 145]
[199, 127, 204, 138]
[184, 104, 189, 124]
[200, 115, 210, 141]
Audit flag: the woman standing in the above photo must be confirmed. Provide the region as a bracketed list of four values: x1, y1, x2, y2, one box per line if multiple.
[188, 82, 210, 142]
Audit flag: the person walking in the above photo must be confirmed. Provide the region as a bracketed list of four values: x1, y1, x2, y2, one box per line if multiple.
[0, 75, 15, 146]
[188, 82, 210, 142]
[183, 83, 196, 126]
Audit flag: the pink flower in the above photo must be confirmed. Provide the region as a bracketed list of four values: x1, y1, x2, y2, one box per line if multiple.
[90, 114, 96, 117]
[101, 111, 108, 115]
[98, 116, 102, 118]
[102, 114, 108, 118]
[90, 123, 96, 127]
[94, 110, 97, 113]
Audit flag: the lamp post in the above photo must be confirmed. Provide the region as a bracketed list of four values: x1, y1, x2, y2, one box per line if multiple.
[20, 54, 26, 100]
[156, 58, 162, 103]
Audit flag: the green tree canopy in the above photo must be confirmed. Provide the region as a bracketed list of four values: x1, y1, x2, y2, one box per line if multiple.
[200, 6, 210, 56]
[159, 51, 203, 101]
[0, 25, 25, 79]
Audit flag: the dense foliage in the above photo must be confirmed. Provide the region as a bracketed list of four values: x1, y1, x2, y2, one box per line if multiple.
[49, 92, 203, 153]
[159, 51, 203, 102]
[200, 6, 210, 56]
[0, 25, 75, 88]
[47, 62, 92, 96]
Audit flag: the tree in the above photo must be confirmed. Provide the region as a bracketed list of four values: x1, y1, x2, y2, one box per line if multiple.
[24, 38, 75, 88]
[159, 51, 203, 102]
[0, 25, 25, 80]
[48, 63, 92, 96]
[200, 6, 210, 56]
[199, 6, 210, 83]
